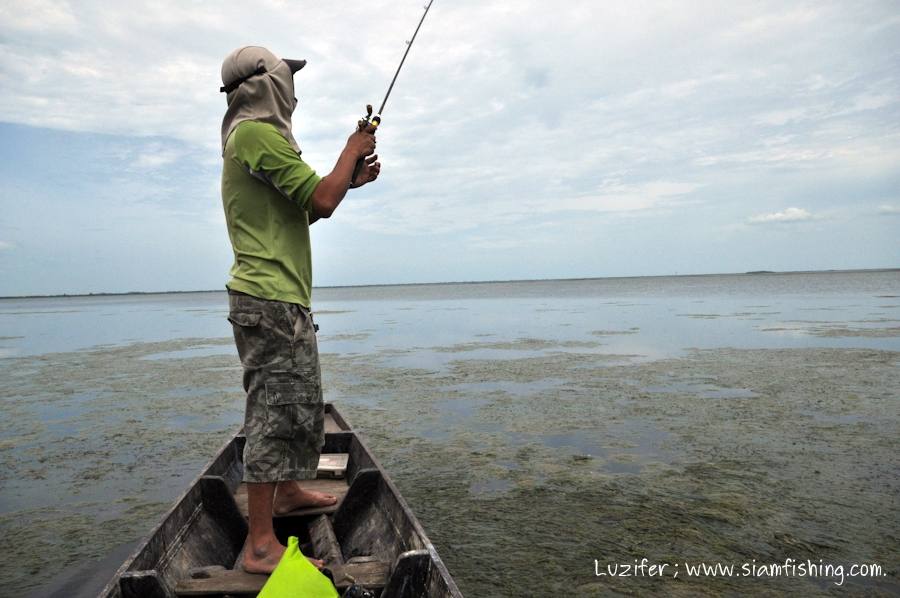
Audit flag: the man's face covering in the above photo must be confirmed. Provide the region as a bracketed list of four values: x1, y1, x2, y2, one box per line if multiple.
[220, 46, 307, 154]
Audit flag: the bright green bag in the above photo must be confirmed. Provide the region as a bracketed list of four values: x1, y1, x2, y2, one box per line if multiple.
[257, 536, 339, 598]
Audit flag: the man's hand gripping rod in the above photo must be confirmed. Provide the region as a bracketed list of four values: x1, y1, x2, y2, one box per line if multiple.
[352, 0, 436, 181]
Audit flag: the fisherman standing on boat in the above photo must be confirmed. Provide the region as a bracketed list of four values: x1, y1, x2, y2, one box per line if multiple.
[219, 46, 380, 574]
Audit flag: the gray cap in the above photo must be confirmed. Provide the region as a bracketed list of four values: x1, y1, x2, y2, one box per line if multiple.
[220, 46, 305, 93]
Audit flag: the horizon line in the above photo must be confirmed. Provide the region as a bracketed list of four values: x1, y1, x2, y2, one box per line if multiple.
[1, 267, 897, 300]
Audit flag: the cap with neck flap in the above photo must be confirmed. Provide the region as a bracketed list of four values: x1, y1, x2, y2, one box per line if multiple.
[220, 46, 307, 155]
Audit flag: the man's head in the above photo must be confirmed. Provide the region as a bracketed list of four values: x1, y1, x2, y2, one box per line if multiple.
[220, 46, 306, 153]
[221, 47, 305, 98]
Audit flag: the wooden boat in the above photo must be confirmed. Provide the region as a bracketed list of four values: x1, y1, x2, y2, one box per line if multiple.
[99, 404, 462, 597]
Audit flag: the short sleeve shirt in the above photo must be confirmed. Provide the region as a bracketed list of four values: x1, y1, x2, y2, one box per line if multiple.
[221, 120, 321, 307]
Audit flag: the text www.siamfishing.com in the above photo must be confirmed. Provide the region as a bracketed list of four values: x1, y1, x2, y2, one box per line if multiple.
[593, 558, 886, 586]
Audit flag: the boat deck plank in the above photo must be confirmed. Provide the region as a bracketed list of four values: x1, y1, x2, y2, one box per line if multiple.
[174, 561, 390, 595]
[234, 478, 349, 519]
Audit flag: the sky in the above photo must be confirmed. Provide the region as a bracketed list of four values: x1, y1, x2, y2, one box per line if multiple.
[0, 0, 898, 296]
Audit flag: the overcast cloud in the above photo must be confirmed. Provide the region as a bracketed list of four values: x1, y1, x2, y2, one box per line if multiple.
[0, 0, 898, 295]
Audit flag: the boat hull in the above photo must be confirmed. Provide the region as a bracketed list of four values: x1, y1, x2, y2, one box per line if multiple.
[98, 404, 462, 598]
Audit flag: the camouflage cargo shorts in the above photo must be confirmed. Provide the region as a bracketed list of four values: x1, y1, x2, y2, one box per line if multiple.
[227, 290, 324, 483]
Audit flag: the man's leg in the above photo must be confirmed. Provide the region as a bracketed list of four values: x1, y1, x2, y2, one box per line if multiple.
[242, 482, 328, 573]
[230, 294, 334, 573]
[271, 304, 336, 515]
[242, 482, 283, 573]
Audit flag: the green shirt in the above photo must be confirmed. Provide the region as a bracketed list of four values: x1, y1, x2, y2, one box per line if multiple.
[222, 120, 321, 307]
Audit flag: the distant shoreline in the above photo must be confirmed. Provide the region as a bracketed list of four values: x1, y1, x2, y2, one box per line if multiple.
[1, 268, 897, 300]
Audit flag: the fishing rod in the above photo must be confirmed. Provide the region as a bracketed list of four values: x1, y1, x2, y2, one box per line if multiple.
[352, 0, 436, 180]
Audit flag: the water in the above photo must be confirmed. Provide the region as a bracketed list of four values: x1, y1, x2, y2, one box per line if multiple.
[3, 271, 897, 359]
[1, 270, 898, 596]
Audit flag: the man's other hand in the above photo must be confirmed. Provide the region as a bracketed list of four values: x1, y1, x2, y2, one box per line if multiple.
[351, 154, 381, 188]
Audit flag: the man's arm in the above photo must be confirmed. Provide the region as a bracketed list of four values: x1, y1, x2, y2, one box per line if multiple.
[232, 121, 322, 212]
[310, 153, 381, 225]
[309, 130, 376, 219]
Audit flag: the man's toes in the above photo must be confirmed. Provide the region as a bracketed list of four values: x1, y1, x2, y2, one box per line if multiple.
[308, 557, 324, 569]
[307, 491, 336, 506]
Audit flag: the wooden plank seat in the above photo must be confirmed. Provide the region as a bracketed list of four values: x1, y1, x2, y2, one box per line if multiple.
[173, 561, 391, 596]
[316, 453, 350, 478]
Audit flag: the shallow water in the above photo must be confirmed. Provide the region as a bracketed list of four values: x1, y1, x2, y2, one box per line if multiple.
[1, 270, 899, 596]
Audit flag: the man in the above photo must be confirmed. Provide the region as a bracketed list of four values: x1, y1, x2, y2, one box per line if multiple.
[220, 46, 380, 574]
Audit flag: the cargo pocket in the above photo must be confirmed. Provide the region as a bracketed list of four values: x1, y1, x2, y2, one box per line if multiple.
[228, 310, 269, 367]
[263, 370, 321, 440]
[228, 311, 261, 328]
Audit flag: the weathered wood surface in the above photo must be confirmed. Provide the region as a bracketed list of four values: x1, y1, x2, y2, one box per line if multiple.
[119, 570, 169, 598]
[234, 478, 349, 519]
[328, 560, 390, 592]
[308, 514, 343, 566]
[383, 550, 431, 597]
[333, 467, 424, 564]
[324, 406, 350, 433]
[324, 412, 342, 434]
[231, 542, 249, 575]
[174, 569, 265, 596]
[173, 561, 390, 595]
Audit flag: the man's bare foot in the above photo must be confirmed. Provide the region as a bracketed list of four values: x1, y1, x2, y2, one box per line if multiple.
[241, 537, 326, 573]
[273, 481, 338, 515]
[242, 537, 285, 575]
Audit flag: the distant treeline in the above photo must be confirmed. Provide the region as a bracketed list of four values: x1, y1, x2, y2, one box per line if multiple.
[1, 268, 897, 300]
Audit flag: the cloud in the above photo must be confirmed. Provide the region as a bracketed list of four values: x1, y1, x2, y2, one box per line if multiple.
[1, 1, 899, 293]
[722, 6, 820, 39]
[748, 207, 814, 224]
[133, 146, 182, 170]
[338, 178, 698, 236]
[877, 204, 900, 215]
[0, 241, 15, 250]
[0, 0, 77, 32]
[544, 182, 700, 214]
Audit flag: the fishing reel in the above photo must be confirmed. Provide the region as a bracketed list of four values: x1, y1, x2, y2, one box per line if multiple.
[357, 104, 381, 133]
[352, 104, 381, 181]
